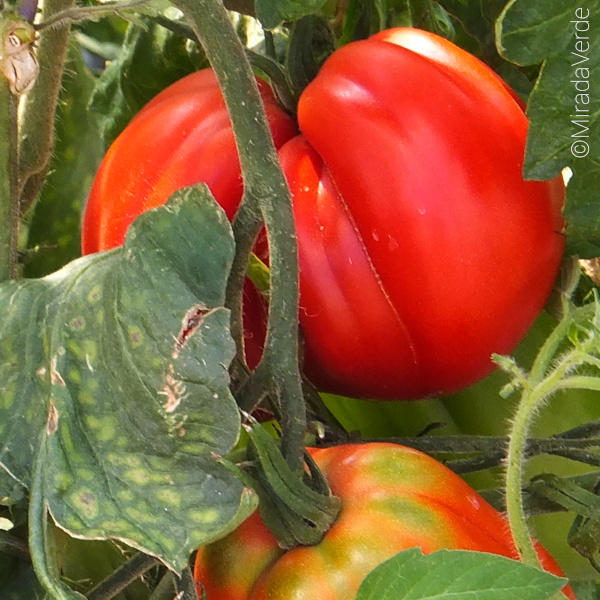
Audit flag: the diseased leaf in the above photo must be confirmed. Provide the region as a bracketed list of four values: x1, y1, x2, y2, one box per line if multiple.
[255, 0, 329, 30]
[0, 187, 255, 570]
[356, 548, 565, 600]
[497, 0, 600, 257]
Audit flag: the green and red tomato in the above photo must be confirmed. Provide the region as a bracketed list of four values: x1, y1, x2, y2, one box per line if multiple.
[193, 443, 576, 599]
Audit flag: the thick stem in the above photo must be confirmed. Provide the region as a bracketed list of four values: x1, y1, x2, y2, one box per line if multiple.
[172, 0, 306, 473]
[86, 553, 160, 600]
[18, 0, 75, 215]
[0, 70, 19, 281]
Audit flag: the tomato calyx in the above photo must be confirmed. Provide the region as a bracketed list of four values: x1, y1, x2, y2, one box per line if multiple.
[219, 415, 341, 550]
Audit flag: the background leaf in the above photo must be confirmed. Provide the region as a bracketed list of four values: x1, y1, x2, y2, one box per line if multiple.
[497, 0, 600, 257]
[89, 19, 207, 149]
[356, 548, 565, 600]
[1, 187, 255, 569]
[255, 0, 329, 30]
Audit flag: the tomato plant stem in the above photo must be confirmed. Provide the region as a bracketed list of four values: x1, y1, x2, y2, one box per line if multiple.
[503, 302, 600, 599]
[86, 553, 160, 600]
[0, 45, 20, 281]
[173, 0, 306, 473]
[18, 0, 74, 216]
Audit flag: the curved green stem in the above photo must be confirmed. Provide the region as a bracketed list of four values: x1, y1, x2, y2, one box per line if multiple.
[172, 0, 306, 473]
[226, 197, 263, 390]
[505, 368, 568, 567]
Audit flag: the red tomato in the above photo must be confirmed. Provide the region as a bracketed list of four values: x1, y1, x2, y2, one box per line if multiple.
[82, 29, 565, 400]
[283, 28, 564, 399]
[193, 443, 576, 600]
[82, 69, 297, 254]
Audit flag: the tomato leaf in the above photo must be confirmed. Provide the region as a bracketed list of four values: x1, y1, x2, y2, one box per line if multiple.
[0, 186, 255, 570]
[89, 19, 207, 148]
[356, 548, 566, 600]
[255, 0, 329, 30]
[496, 0, 600, 257]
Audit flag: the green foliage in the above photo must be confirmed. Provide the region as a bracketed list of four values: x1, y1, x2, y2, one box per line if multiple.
[89, 19, 208, 148]
[497, 0, 600, 257]
[1, 187, 255, 570]
[356, 548, 565, 600]
[255, 0, 330, 30]
[2, 0, 600, 596]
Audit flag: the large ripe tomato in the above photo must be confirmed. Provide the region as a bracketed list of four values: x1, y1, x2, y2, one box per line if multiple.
[193, 443, 576, 599]
[283, 27, 565, 399]
[82, 28, 565, 401]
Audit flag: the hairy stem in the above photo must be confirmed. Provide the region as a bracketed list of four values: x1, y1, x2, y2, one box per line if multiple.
[172, 0, 306, 473]
[18, 0, 75, 215]
[0, 64, 19, 281]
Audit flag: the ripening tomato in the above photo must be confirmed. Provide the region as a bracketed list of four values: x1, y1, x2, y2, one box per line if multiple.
[82, 28, 565, 401]
[193, 443, 576, 600]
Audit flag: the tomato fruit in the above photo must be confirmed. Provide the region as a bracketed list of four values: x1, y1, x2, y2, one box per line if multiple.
[82, 28, 565, 401]
[81, 68, 294, 369]
[81, 68, 297, 254]
[193, 443, 576, 600]
[282, 28, 564, 399]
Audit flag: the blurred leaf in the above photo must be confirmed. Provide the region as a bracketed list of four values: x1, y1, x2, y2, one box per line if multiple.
[497, 0, 600, 257]
[23, 47, 104, 278]
[0, 566, 48, 600]
[1, 187, 255, 569]
[89, 19, 207, 148]
[439, 0, 535, 99]
[571, 580, 600, 600]
[356, 548, 565, 600]
[255, 0, 329, 30]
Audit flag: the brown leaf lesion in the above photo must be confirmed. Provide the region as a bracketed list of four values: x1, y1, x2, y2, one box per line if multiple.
[46, 398, 58, 434]
[172, 303, 215, 359]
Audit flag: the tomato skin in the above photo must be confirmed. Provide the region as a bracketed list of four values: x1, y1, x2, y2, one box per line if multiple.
[286, 27, 565, 399]
[82, 29, 565, 401]
[194, 443, 575, 600]
[81, 69, 297, 254]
